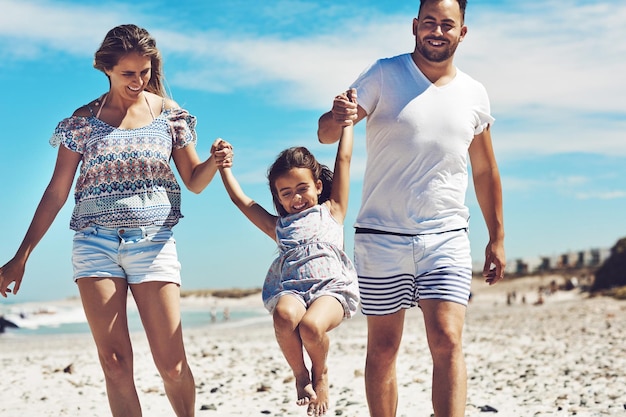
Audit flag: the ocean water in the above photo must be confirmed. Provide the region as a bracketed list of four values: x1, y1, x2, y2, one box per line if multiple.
[0, 299, 267, 338]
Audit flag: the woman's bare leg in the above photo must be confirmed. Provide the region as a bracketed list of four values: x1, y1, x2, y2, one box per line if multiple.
[131, 282, 195, 417]
[78, 277, 141, 417]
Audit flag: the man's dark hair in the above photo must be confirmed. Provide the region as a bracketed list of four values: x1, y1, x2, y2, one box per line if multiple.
[419, 0, 467, 21]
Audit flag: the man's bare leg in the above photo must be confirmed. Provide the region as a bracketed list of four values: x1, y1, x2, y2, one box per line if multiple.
[364, 310, 405, 417]
[420, 300, 467, 417]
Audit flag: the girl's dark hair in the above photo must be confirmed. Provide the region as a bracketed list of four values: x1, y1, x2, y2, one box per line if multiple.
[267, 147, 333, 217]
[93, 24, 166, 97]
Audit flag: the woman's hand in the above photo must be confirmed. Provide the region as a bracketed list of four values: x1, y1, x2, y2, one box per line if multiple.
[0, 257, 26, 298]
[212, 138, 234, 168]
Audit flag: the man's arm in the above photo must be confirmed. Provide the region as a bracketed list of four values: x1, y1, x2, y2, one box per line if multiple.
[318, 88, 365, 144]
[468, 124, 506, 285]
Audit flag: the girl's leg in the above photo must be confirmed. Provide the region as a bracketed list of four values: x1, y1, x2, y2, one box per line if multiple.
[130, 281, 195, 417]
[298, 295, 344, 416]
[77, 277, 141, 417]
[272, 295, 313, 406]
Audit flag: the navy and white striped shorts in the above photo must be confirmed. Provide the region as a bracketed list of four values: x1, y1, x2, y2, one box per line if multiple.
[354, 228, 472, 316]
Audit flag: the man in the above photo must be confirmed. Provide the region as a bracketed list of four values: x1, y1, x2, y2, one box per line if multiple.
[317, 1, 505, 416]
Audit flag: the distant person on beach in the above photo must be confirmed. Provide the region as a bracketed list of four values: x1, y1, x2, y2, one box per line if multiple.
[216, 122, 359, 416]
[0, 24, 231, 417]
[317, 1, 505, 416]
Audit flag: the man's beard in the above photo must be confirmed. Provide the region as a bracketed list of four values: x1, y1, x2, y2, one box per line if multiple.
[415, 37, 460, 62]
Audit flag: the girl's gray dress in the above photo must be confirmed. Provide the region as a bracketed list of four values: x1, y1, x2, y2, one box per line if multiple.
[262, 203, 360, 318]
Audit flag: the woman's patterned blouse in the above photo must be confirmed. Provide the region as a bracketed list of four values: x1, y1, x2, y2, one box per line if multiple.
[50, 108, 197, 231]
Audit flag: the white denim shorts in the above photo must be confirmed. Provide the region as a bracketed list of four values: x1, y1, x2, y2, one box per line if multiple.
[71, 225, 181, 285]
[354, 228, 472, 316]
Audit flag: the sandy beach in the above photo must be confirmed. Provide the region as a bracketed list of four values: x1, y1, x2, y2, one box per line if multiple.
[1, 275, 625, 417]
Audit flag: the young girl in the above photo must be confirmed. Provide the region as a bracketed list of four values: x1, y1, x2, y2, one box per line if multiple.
[217, 122, 359, 416]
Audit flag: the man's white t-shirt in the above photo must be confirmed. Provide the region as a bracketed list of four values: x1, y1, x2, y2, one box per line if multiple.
[352, 53, 494, 235]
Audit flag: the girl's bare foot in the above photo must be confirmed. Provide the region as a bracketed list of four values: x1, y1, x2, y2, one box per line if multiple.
[295, 375, 317, 407]
[307, 370, 329, 416]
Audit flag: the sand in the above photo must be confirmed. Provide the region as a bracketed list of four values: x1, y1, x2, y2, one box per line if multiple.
[1, 275, 625, 417]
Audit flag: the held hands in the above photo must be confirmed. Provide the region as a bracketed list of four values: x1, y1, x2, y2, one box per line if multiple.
[211, 138, 234, 168]
[0, 257, 26, 298]
[331, 88, 358, 127]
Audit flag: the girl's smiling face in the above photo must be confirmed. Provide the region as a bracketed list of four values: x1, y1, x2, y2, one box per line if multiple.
[274, 167, 323, 215]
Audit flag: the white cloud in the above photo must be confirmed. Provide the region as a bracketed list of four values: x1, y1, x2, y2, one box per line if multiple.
[499, 172, 626, 202]
[494, 118, 626, 158]
[460, 1, 626, 114]
[575, 190, 626, 200]
[0, 1, 133, 55]
[2, 0, 624, 158]
[160, 19, 411, 108]
[5, 1, 624, 111]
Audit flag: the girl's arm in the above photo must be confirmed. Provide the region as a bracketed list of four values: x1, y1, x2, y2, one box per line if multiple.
[219, 166, 278, 240]
[0, 146, 81, 297]
[327, 90, 356, 223]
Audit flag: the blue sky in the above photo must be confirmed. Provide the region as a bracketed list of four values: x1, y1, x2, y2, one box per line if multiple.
[1, 0, 625, 302]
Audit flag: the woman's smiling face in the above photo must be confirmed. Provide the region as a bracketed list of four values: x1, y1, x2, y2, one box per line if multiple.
[105, 52, 152, 98]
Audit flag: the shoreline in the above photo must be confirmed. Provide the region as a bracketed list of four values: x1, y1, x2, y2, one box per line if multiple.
[0, 290, 267, 338]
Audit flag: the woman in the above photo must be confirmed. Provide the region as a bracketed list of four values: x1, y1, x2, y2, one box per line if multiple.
[0, 24, 231, 417]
